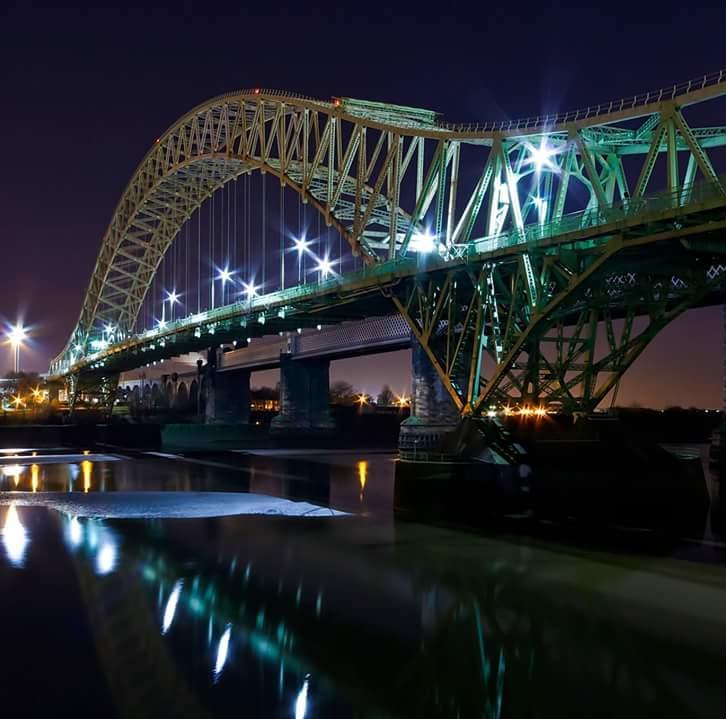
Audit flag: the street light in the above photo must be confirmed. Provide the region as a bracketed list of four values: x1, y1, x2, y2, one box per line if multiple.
[527, 138, 559, 174]
[7, 323, 27, 373]
[241, 281, 259, 305]
[165, 290, 180, 322]
[316, 256, 334, 281]
[292, 237, 311, 283]
[214, 266, 234, 308]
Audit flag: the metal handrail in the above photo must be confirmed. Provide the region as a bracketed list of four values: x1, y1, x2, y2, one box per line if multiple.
[53, 174, 726, 376]
[438, 69, 726, 134]
[453, 173, 726, 260]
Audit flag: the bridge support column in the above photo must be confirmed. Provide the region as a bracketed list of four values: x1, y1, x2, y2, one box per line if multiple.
[270, 354, 334, 435]
[399, 340, 460, 457]
[204, 348, 250, 424]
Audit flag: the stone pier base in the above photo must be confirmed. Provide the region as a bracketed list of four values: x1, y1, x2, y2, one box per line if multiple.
[399, 340, 460, 458]
[203, 348, 250, 424]
[270, 355, 335, 435]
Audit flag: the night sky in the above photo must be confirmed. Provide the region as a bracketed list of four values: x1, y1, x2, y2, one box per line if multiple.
[2, 0, 726, 407]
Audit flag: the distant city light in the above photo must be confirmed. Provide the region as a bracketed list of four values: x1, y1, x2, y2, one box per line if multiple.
[7, 323, 27, 348]
[7, 322, 27, 373]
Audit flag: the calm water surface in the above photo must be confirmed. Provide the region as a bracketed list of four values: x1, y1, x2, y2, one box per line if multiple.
[0, 448, 725, 718]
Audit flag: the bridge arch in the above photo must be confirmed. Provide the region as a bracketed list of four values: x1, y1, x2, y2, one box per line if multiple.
[62, 90, 439, 357]
[52, 74, 726, 416]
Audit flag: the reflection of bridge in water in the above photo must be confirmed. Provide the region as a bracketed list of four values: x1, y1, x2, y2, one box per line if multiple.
[46, 70, 726, 450]
[36, 506, 726, 718]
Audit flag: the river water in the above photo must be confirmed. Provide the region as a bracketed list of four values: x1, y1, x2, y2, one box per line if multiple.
[0, 447, 725, 718]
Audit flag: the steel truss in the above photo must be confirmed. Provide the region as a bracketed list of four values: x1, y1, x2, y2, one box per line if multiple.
[52, 70, 726, 415]
[392, 227, 726, 413]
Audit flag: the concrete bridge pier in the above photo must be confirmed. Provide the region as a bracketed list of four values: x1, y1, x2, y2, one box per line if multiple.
[270, 354, 335, 435]
[399, 340, 459, 457]
[203, 348, 250, 424]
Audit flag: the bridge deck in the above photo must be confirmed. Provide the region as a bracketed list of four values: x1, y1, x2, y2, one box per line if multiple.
[51, 178, 726, 381]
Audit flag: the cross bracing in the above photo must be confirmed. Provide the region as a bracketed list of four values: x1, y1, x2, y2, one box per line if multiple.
[52, 70, 726, 415]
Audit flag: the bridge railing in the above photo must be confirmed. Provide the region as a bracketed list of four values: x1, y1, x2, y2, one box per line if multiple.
[438, 69, 726, 134]
[53, 173, 726, 377]
[452, 174, 726, 260]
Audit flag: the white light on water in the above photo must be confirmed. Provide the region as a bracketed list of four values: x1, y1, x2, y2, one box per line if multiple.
[69, 516, 83, 548]
[214, 625, 232, 679]
[2, 464, 24, 480]
[3, 503, 28, 568]
[96, 538, 117, 575]
[295, 675, 310, 719]
[162, 579, 184, 635]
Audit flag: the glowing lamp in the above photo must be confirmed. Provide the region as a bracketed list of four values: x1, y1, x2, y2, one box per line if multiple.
[410, 230, 437, 254]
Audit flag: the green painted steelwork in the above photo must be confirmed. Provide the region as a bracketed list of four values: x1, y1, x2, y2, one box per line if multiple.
[51, 71, 726, 415]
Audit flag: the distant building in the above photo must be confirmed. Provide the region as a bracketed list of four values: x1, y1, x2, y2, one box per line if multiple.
[250, 398, 280, 412]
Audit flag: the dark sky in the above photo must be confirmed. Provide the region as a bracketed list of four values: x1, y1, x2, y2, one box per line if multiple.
[2, 0, 725, 407]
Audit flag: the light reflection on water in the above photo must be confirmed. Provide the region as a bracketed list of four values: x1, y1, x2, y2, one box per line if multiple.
[0, 452, 724, 718]
[2, 503, 28, 567]
[0, 452, 396, 514]
[0, 497, 723, 718]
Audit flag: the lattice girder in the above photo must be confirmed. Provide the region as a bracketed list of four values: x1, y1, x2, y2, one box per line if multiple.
[54, 73, 726, 376]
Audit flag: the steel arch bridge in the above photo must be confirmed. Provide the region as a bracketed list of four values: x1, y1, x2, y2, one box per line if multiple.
[51, 69, 726, 415]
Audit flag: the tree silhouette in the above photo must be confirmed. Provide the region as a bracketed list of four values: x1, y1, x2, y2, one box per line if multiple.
[377, 385, 395, 406]
[330, 380, 356, 405]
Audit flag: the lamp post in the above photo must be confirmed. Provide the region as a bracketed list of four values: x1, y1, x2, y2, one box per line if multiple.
[241, 281, 258, 309]
[166, 290, 180, 322]
[7, 324, 27, 374]
[316, 257, 333, 282]
[293, 238, 310, 284]
[214, 267, 233, 308]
